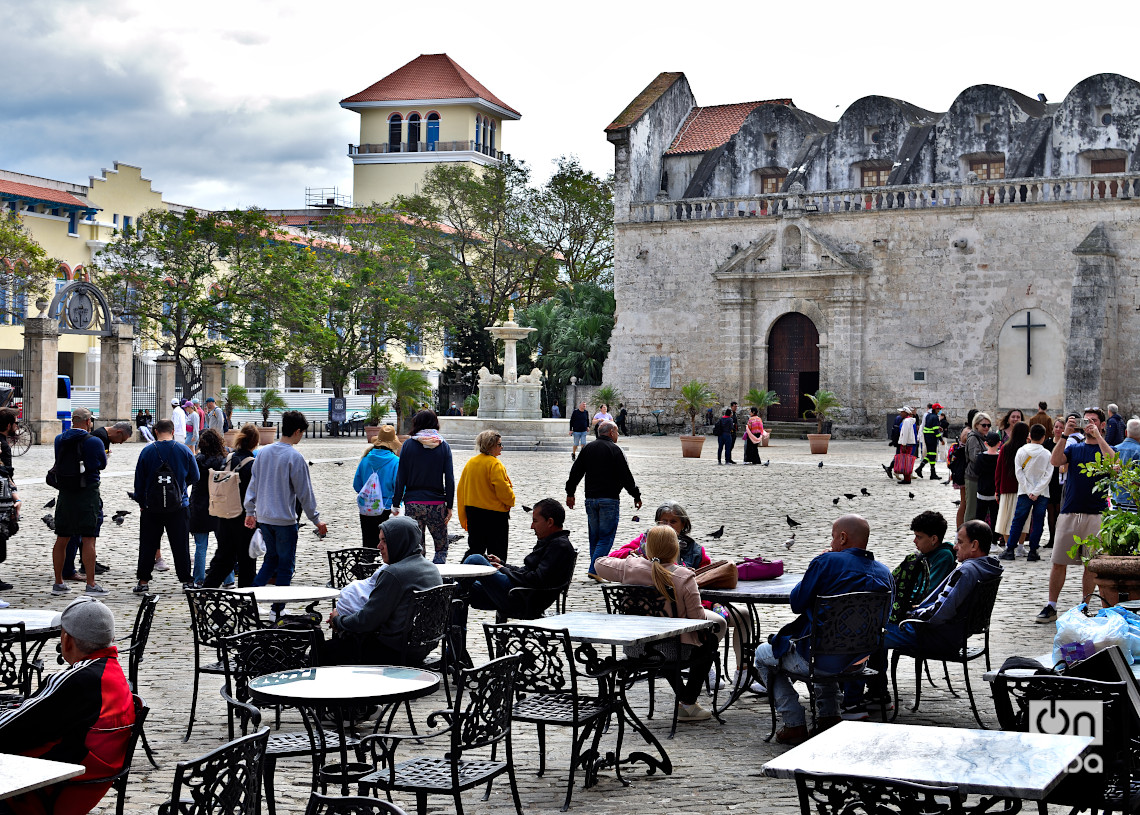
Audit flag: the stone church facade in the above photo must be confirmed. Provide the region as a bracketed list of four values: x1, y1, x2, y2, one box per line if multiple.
[602, 72, 1140, 432]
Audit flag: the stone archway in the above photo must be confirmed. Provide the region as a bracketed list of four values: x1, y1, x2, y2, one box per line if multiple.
[767, 312, 820, 421]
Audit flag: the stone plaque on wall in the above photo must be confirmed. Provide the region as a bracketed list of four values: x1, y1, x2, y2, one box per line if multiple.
[649, 356, 671, 389]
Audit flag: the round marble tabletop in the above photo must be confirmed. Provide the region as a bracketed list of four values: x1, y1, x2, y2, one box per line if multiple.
[249, 665, 440, 706]
[233, 586, 341, 604]
[0, 609, 61, 633]
[436, 563, 499, 579]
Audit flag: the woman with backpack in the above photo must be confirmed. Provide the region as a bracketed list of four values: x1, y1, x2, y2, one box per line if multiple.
[353, 425, 401, 547]
[202, 423, 260, 588]
[190, 429, 228, 586]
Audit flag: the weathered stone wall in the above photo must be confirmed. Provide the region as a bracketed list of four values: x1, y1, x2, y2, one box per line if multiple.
[604, 199, 1140, 430]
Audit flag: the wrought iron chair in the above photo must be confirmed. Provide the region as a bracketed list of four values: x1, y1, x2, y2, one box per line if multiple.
[990, 671, 1136, 814]
[493, 549, 579, 624]
[222, 627, 350, 815]
[765, 591, 891, 740]
[354, 653, 524, 815]
[793, 770, 965, 815]
[0, 621, 34, 706]
[183, 587, 264, 741]
[484, 623, 607, 811]
[890, 576, 1002, 728]
[328, 547, 385, 589]
[46, 693, 149, 815]
[158, 699, 270, 815]
[121, 593, 160, 768]
[304, 792, 408, 814]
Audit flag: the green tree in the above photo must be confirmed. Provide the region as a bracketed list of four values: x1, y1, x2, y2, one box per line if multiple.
[675, 381, 717, 436]
[0, 210, 60, 321]
[803, 389, 843, 434]
[221, 383, 251, 425]
[531, 156, 615, 287]
[387, 365, 432, 433]
[256, 387, 288, 427]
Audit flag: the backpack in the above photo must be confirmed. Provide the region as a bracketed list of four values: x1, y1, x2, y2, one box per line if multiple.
[222, 410, 233, 433]
[146, 449, 183, 511]
[46, 433, 88, 490]
[209, 453, 253, 519]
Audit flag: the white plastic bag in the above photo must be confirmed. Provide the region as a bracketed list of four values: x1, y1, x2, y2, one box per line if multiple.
[248, 528, 266, 559]
[356, 472, 386, 517]
[1099, 606, 1140, 661]
[1053, 603, 1132, 664]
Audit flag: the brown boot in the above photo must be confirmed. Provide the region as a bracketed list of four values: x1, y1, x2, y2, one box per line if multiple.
[775, 724, 809, 745]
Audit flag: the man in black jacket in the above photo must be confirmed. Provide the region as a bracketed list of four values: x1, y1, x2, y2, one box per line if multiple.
[568, 401, 591, 461]
[566, 421, 642, 578]
[453, 499, 576, 637]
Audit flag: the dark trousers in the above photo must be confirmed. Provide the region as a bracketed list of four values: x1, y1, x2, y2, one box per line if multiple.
[463, 506, 509, 561]
[717, 432, 734, 463]
[137, 508, 191, 583]
[358, 511, 391, 548]
[203, 515, 257, 588]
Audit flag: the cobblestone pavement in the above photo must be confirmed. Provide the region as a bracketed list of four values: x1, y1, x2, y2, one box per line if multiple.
[1, 436, 1086, 813]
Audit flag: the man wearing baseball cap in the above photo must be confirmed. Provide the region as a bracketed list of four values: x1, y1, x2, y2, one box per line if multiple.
[0, 598, 134, 813]
[915, 402, 945, 481]
[170, 398, 188, 446]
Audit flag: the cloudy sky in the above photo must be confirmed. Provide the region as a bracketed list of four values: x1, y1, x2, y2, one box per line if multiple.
[1, 0, 1134, 210]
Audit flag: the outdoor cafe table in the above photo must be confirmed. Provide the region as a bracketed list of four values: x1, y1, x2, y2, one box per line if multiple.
[249, 665, 440, 794]
[700, 575, 799, 713]
[504, 611, 715, 787]
[233, 586, 341, 605]
[763, 720, 1093, 810]
[436, 563, 499, 580]
[0, 608, 62, 667]
[0, 755, 85, 800]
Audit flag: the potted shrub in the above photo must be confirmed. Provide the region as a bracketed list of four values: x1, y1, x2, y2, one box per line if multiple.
[255, 388, 288, 445]
[745, 387, 781, 447]
[675, 380, 717, 458]
[364, 400, 391, 443]
[1071, 453, 1140, 605]
[387, 365, 432, 436]
[594, 385, 622, 414]
[803, 389, 842, 454]
[221, 383, 251, 448]
[463, 393, 479, 416]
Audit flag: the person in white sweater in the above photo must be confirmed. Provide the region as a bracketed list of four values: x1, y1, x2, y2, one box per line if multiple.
[1002, 423, 1055, 561]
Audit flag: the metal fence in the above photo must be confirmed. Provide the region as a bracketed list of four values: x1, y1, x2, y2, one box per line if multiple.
[132, 358, 156, 416]
[0, 350, 32, 402]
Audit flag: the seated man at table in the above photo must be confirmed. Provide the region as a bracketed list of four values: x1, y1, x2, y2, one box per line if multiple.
[451, 498, 576, 656]
[0, 598, 135, 815]
[753, 514, 892, 746]
[323, 515, 442, 665]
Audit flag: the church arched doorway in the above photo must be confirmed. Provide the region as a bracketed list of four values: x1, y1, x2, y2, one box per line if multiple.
[767, 312, 819, 422]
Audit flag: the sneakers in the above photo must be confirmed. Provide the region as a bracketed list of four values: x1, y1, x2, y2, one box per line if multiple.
[132, 583, 150, 594]
[775, 723, 808, 745]
[676, 702, 713, 722]
[78, 562, 111, 576]
[84, 583, 109, 596]
[1016, 544, 1029, 558]
[222, 581, 236, 589]
[154, 557, 170, 572]
[840, 704, 870, 721]
[1027, 551, 1042, 562]
[1035, 604, 1058, 624]
[570, 452, 576, 461]
[52, 582, 71, 594]
[1000, 550, 1016, 561]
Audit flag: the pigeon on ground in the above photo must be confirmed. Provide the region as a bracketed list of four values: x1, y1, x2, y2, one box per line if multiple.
[112, 515, 125, 525]
[521, 505, 533, 513]
[762, 460, 771, 467]
[707, 526, 725, 539]
[784, 534, 796, 550]
[307, 460, 314, 467]
[335, 462, 344, 467]
[42, 514, 55, 531]
[832, 498, 841, 506]
[631, 516, 640, 523]
[43, 498, 56, 509]
[113, 510, 131, 517]
[786, 515, 801, 528]
[908, 492, 915, 499]
[952, 500, 962, 506]
[860, 488, 871, 496]
[818, 461, 824, 469]
[844, 493, 856, 500]
[447, 533, 465, 544]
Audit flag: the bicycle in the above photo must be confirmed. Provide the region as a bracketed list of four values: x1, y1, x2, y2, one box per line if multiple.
[11, 423, 32, 456]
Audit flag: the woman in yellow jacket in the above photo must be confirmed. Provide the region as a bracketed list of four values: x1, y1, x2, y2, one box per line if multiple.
[456, 430, 516, 560]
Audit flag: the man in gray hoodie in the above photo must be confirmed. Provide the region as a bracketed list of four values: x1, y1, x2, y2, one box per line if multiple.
[324, 515, 442, 664]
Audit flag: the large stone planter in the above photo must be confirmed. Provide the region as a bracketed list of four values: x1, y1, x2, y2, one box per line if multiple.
[257, 425, 277, 446]
[364, 425, 382, 442]
[807, 433, 831, 454]
[680, 435, 705, 458]
[1087, 555, 1140, 605]
[223, 429, 239, 449]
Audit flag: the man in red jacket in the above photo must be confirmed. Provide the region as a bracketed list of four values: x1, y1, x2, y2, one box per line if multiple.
[0, 598, 134, 815]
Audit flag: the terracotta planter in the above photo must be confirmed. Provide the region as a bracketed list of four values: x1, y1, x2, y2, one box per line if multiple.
[365, 426, 382, 442]
[1087, 555, 1140, 605]
[807, 433, 831, 454]
[223, 429, 238, 449]
[680, 435, 706, 458]
[761, 436, 770, 447]
[257, 425, 277, 446]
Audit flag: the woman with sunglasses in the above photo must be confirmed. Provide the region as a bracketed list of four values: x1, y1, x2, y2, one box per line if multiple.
[962, 412, 992, 523]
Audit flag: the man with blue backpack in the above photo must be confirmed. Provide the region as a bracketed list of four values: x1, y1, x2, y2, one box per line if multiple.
[131, 418, 199, 593]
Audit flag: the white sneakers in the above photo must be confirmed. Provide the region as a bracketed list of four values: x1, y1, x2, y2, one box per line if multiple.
[154, 557, 170, 572]
[677, 702, 713, 722]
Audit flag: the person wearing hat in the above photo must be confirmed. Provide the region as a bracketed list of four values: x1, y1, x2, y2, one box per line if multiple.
[915, 402, 945, 480]
[353, 426, 401, 547]
[204, 397, 225, 434]
[170, 398, 188, 446]
[0, 598, 134, 814]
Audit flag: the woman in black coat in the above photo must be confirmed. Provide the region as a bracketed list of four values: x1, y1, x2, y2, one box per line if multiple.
[202, 424, 260, 588]
[190, 429, 227, 586]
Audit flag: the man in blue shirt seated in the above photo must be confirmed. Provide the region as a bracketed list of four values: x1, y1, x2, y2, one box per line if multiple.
[754, 514, 892, 745]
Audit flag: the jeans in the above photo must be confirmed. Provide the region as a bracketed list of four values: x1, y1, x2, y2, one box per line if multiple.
[754, 641, 839, 727]
[585, 497, 620, 575]
[254, 523, 299, 612]
[193, 532, 209, 584]
[1007, 494, 1049, 552]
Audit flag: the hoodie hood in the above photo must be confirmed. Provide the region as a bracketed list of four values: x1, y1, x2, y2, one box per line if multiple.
[381, 515, 424, 561]
[60, 427, 90, 443]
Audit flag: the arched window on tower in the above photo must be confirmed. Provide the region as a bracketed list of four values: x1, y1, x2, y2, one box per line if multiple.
[475, 115, 482, 150]
[388, 114, 402, 153]
[490, 120, 496, 153]
[426, 112, 439, 150]
[482, 118, 489, 154]
[407, 113, 421, 152]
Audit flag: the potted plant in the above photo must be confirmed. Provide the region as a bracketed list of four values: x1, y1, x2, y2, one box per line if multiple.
[745, 387, 781, 447]
[255, 388, 288, 445]
[1071, 453, 1140, 605]
[221, 383, 251, 447]
[674, 380, 717, 458]
[387, 365, 432, 435]
[364, 400, 391, 442]
[463, 393, 479, 416]
[594, 385, 622, 414]
[803, 389, 841, 454]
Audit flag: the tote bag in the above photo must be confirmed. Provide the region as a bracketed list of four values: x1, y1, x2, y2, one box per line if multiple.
[356, 472, 386, 517]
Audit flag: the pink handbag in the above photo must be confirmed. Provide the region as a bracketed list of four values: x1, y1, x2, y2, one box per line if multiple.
[737, 557, 784, 581]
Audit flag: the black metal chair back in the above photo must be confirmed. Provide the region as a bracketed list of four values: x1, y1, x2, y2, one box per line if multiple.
[327, 548, 384, 589]
[222, 628, 319, 705]
[794, 770, 965, 815]
[602, 583, 670, 617]
[404, 582, 458, 659]
[484, 623, 576, 697]
[964, 577, 1002, 638]
[125, 594, 160, 690]
[0, 622, 30, 698]
[304, 793, 408, 814]
[498, 549, 580, 623]
[159, 719, 271, 815]
[452, 653, 521, 755]
[810, 591, 891, 662]
[185, 588, 262, 655]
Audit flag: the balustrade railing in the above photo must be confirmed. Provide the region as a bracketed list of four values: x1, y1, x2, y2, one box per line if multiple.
[629, 173, 1140, 223]
[349, 141, 509, 161]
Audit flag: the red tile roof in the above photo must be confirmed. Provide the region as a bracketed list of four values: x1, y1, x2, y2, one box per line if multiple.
[665, 100, 793, 155]
[341, 54, 520, 117]
[0, 179, 90, 209]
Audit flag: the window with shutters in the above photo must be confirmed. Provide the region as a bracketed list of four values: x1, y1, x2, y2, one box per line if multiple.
[969, 158, 1005, 180]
